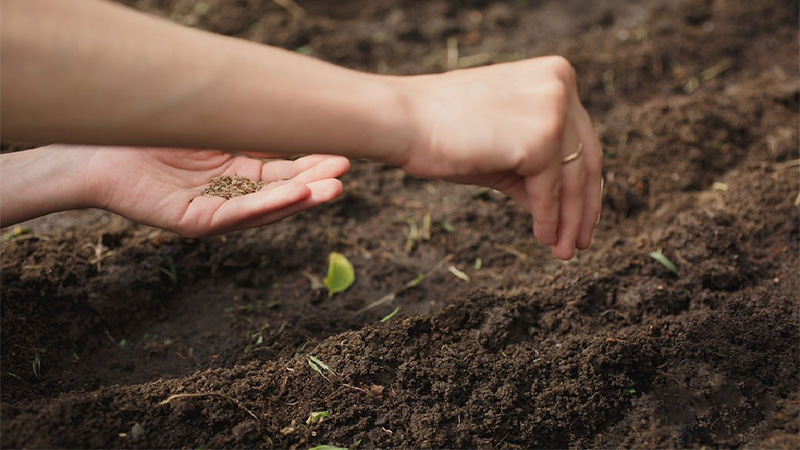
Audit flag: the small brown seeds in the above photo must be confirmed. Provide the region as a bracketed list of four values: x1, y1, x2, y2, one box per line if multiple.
[201, 174, 265, 200]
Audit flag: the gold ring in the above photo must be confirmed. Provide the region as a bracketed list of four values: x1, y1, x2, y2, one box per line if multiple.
[562, 143, 583, 165]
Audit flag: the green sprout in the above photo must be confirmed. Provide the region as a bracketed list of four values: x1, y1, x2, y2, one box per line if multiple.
[648, 248, 678, 275]
[307, 354, 336, 381]
[379, 306, 401, 323]
[323, 252, 355, 297]
[309, 440, 362, 450]
[306, 410, 330, 425]
[32, 352, 41, 379]
[159, 256, 178, 288]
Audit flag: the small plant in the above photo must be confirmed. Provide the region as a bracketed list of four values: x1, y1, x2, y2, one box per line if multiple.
[307, 354, 336, 381]
[379, 306, 401, 323]
[306, 410, 330, 425]
[32, 352, 41, 379]
[159, 256, 178, 288]
[648, 248, 678, 275]
[323, 252, 355, 297]
[309, 439, 361, 450]
[2, 225, 32, 243]
[244, 324, 269, 353]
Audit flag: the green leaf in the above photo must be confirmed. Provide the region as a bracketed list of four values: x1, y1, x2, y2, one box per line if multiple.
[307, 357, 328, 381]
[307, 355, 336, 375]
[323, 252, 355, 297]
[648, 248, 678, 275]
[379, 306, 401, 323]
[306, 410, 330, 425]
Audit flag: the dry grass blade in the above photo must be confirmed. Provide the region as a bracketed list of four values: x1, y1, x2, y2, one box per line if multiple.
[157, 392, 259, 421]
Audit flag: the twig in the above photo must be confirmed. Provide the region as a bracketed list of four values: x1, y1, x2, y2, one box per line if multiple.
[158, 392, 259, 421]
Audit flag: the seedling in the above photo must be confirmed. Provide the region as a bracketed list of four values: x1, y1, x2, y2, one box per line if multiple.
[404, 219, 418, 253]
[32, 352, 41, 379]
[244, 324, 270, 353]
[648, 248, 678, 275]
[160, 256, 178, 288]
[437, 221, 456, 234]
[306, 410, 330, 425]
[83, 235, 115, 271]
[2, 225, 32, 243]
[448, 265, 471, 282]
[379, 306, 401, 323]
[309, 439, 362, 450]
[307, 354, 336, 381]
[323, 252, 355, 297]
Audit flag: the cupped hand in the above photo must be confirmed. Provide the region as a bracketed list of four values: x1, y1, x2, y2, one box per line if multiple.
[395, 56, 603, 260]
[86, 147, 350, 237]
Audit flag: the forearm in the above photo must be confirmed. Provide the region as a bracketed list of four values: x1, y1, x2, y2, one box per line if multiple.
[1, 0, 412, 164]
[0, 146, 98, 227]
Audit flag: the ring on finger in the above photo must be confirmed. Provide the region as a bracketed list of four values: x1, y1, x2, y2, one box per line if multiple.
[561, 143, 583, 165]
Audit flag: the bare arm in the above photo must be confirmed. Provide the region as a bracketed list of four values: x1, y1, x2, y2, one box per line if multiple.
[1, 0, 411, 163]
[0, 0, 603, 259]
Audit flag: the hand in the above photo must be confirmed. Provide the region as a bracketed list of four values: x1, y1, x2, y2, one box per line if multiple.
[394, 56, 603, 260]
[85, 146, 350, 237]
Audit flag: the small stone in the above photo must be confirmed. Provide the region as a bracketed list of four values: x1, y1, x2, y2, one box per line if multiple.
[129, 423, 145, 441]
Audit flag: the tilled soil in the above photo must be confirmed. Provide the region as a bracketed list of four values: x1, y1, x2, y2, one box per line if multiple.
[1, 0, 798, 448]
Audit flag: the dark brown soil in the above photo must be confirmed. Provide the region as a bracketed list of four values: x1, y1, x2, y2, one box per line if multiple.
[2, 0, 798, 448]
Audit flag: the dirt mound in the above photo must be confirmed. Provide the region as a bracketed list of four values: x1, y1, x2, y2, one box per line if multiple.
[2, 0, 798, 448]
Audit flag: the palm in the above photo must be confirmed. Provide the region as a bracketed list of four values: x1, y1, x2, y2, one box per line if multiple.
[90, 147, 349, 236]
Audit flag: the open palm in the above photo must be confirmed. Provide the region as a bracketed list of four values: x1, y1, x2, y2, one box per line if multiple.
[88, 147, 349, 237]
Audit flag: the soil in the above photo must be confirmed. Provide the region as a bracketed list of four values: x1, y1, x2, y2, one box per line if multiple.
[1, 0, 798, 448]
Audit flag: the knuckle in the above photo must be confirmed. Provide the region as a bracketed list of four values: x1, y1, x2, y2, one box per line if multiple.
[546, 55, 577, 85]
[540, 114, 566, 147]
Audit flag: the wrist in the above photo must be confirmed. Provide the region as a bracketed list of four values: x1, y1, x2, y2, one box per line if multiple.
[0, 145, 101, 227]
[360, 74, 418, 168]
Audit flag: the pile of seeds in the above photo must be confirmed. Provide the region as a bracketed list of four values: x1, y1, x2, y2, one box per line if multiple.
[201, 174, 265, 200]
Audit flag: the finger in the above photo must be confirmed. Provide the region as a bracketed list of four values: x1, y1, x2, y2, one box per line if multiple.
[572, 102, 603, 250]
[525, 160, 561, 246]
[287, 155, 350, 184]
[181, 182, 311, 235]
[549, 146, 586, 260]
[259, 154, 348, 182]
[219, 178, 345, 233]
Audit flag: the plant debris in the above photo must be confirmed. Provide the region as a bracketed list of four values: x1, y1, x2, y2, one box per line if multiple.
[201, 174, 265, 200]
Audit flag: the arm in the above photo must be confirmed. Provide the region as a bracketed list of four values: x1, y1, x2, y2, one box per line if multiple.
[1, 0, 411, 163]
[1, 0, 602, 259]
